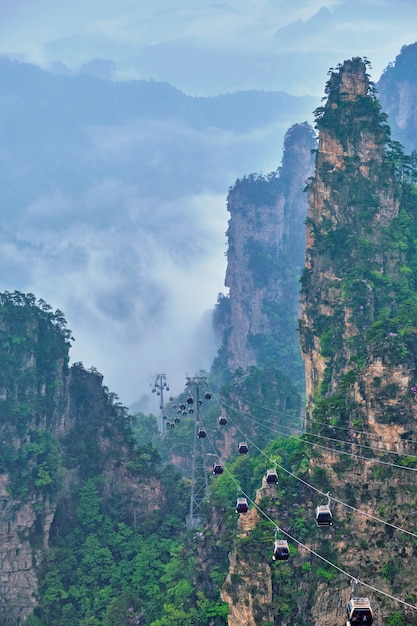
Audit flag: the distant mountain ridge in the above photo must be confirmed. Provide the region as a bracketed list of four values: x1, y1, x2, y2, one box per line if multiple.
[0, 57, 314, 130]
[0, 56, 316, 212]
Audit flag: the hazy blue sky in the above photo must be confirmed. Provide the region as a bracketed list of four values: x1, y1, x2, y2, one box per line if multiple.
[1, 0, 416, 95]
[0, 0, 416, 408]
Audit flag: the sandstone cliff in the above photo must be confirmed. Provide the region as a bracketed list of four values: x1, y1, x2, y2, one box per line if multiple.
[213, 122, 316, 385]
[378, 42, 417, 154]
[220, 478, 277, 626]
[220, 57, 417, 626]
[0, 292, 164, 624]
[299, 57, 417, 624]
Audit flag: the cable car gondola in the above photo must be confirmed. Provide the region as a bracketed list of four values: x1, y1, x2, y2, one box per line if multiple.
[316, 493, 333, 526]
[315, 504, 332, 526]
[197, 427, 207, 438]
[346, 597, 373, 625]
[218, 408, 227, 425]
[204, 392, 212, 400]
[186, 396, 194, 404]
[266, 469, 278, 484]
[212, 463, 224, 475]
[235, 497, 248, 513]
[272, 539, 289, 561]
[238, 442, 248, 454]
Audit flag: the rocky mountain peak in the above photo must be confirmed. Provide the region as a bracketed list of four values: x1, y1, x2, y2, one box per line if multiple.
[298, 58, 417, 622]
[327, 56, 371, 102]
[213, 122, 316, 384]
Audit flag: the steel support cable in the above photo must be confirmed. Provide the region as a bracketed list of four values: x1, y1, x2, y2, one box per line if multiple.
[225, 396, 417, 460]
[245, 490, 417, 613]
[310, 418, 417, 447]
[221, 406, 301, 437]
[227, 393, 306, 422]
[218, 396, 302, 434]
[305, 438, 417, 472]
[220, 409, 417, 540]
[207, 440, 417, 614]
[304, 431, 417, 460]
[197, 417, 417, 611]
[218, 394, 417, 459]
[216, 395, 417, 471]
[218, 390, 417, 448]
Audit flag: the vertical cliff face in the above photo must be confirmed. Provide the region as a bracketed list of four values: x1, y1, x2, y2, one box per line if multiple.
[378, 42, 417, 153]
[299, 58, 417, 624]
[0, 293, 164, 625]
[214, 123, 316, 385]
[0, 294, 71, 624]
[300, 57, 399, 415]
[221, 479, 277, 626]
[218, 56, 417, 626]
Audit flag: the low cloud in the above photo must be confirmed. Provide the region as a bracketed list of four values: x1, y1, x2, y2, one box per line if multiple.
[0, 69, 313, 408]
[0, 188, 228, 407]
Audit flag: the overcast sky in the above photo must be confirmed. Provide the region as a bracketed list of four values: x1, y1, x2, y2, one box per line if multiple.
[0, 0, 416, 409]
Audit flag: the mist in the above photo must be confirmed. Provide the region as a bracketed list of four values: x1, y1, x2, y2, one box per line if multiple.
[0, 0, 415, 408]
[1, 1, 415, 96]
[0, 103, 298, 407]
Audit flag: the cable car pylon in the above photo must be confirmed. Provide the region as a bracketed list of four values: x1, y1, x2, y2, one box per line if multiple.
[152, 373, 169, 435]
[185, 375, 210, 530]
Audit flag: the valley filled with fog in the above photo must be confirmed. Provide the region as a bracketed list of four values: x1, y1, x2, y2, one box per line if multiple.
[0, 61, 316, 406]
[0, 0, 414, 407]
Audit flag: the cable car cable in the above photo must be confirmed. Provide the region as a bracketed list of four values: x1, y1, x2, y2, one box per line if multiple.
[310, 418, 417, 447]
[215, 395, 417, 472]
[211, 444, 417, 613]
[216, 390, 417, 454]
[224, 393, 305, 423]
[302, 438, 417, 472]
[219, 395, 417, 462]
[305, 431, 417, 460]
[218, 382, 417, 449]
[200, 391, 417, 612]
[216, 393, 410, 457]
[199, 392, 417, 536]
[197, 417, 417, 610]
[228, 397, 417, 460]
[247, 493, 417, 613]
[220, 409, 417, 540]
[226, 392, 417, 449]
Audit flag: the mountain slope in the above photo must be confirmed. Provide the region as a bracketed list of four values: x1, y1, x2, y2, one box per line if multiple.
[0, 292, 174, 624]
